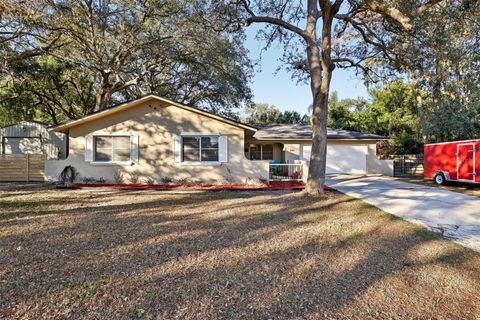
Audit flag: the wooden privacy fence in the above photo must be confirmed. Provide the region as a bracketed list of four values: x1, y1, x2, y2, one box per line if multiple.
[0, 154, 46, 182]
[393, 155, 424, 177]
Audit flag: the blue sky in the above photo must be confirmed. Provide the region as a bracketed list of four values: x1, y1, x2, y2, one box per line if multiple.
[245, 28, 369, 115]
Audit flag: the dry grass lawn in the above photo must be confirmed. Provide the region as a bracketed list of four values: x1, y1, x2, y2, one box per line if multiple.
[1, 187, 479, 319]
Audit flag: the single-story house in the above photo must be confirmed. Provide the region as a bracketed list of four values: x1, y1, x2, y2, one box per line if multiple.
[46, 95, 392, 184]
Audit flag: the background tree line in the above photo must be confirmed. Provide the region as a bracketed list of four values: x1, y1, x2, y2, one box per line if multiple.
[1, 0, 479, 193]
[0, 0, 252, 125]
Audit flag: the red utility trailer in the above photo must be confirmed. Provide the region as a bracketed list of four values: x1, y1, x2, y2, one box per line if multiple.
[424, 139, 480, 185]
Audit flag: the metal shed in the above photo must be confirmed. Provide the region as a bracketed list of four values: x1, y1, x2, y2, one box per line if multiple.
[0, 121, 66, 160]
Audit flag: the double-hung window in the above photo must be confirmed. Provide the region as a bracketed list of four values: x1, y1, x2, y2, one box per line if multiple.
[182, 136, 219, 162]
[94, 136, 131, 162]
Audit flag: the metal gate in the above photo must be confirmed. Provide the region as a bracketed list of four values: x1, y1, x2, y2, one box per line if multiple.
[393, 155, 424, 177]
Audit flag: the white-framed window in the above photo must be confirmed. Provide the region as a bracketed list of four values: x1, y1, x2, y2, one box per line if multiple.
[85, 133, 138, 164]
[174, 133, 227, 164]
[93, 136, 131, 162]
[182, 136, 219, 162]
[94, 135, 131, 162]
[249, 144, 274, 160]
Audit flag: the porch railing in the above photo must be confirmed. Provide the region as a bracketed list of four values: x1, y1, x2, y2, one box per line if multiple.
[269, 163, 303, 181]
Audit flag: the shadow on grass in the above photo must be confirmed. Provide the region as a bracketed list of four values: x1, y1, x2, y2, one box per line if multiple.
[0, 190, 478, 319]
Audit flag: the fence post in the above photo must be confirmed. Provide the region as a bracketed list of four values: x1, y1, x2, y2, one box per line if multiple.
[26, 153, 30, 182]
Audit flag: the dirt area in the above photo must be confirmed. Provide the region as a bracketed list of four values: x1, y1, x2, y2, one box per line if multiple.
[1, 187, 479, 319]
[395, 176, 480, 198]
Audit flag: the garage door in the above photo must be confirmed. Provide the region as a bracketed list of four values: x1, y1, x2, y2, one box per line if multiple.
[301, 143, 367, 174]
[2, 137, 42, 154]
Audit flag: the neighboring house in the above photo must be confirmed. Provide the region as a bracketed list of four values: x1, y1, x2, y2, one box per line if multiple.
[46, 95, 392, 184]
[0, 121, 66, 160]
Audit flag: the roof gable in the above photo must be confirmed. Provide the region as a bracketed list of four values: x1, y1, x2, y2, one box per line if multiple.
[50, 95, 256, 133]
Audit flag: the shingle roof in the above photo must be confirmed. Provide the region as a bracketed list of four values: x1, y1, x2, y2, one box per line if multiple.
[252, 124, 387, 140]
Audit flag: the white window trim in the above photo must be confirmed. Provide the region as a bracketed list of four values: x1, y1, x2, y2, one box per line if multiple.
[180, 161, 222, 166]
[181, 134, 220, 163]
[90, 161, 133, 166]
[181, 132, 220, 136]
[92, 133, 132, 165]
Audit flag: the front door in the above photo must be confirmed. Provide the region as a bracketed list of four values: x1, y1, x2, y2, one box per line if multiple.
[457, 144, 475, 181]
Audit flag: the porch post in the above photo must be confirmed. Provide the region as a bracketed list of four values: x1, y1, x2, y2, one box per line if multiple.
[301, 160, 309, 184]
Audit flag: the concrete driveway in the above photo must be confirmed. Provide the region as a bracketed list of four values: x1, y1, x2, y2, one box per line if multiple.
[326, 174, 480, 252]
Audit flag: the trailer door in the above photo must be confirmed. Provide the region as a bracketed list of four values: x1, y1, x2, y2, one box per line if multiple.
[457, 143, 475, 181]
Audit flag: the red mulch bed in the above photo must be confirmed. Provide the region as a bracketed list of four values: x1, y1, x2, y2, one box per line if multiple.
[62, 182, 335, 191]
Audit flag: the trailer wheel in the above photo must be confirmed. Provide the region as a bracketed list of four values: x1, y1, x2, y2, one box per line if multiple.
[433, 172, 446, 185]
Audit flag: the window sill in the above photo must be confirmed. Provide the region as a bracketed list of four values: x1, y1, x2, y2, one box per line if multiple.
[90, 161, 133, 166]
[179, 161, 222, 166]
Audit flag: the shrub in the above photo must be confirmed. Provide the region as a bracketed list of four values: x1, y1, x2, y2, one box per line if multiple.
[259, 177, 269, 185]
[113, 170, 124, 184]
[129, 171, 141, 184]
[174, 177, 189, 185]
[82, 177, 95, 184]
[59, 166, 78, 184]
[222, 164, 235, 184]
[160, 177, 173, 184]
[144, 177, 155, 185]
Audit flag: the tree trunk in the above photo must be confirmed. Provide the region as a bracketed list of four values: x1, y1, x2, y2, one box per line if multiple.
[433, 60, 444, 142]
[305, 77, 330, 195]
[305, 2, 336, 195]
[95, 71, 112, 112]
[432, 62, 442, 113]
[409, 70, 428, 142]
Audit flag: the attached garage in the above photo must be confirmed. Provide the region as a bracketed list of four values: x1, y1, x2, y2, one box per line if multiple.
[252, 124, 393, 176]
[300, 143, 368, 174]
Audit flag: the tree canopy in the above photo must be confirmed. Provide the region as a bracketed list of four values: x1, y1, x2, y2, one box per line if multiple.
[0, 0, 253, 125]
[243, 103, 309, 124]
[328, 81, 422, 155]
[1, 0, 480, 194]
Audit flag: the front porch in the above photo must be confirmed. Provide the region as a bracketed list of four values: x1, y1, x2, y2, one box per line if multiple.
[245, 142, 305, 182]
[269, 163, 304, 182]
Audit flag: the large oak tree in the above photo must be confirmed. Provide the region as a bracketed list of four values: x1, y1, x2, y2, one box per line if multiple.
[0, 0, 252, 124]
[233, 0, 443, 194]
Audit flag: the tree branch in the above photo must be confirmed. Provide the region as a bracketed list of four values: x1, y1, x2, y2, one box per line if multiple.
[240, 0, 308, 40]
[412, 0, 444, 18]
[362, 0, 444, 31]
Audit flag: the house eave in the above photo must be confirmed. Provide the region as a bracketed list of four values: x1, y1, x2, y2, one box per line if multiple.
[49, 95, 257, 133]
[250, 137, 387, 142]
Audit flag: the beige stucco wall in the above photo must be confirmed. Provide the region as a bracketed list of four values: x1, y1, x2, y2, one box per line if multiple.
[366, 144, 394, 176]
[46, 101, 269, 184]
